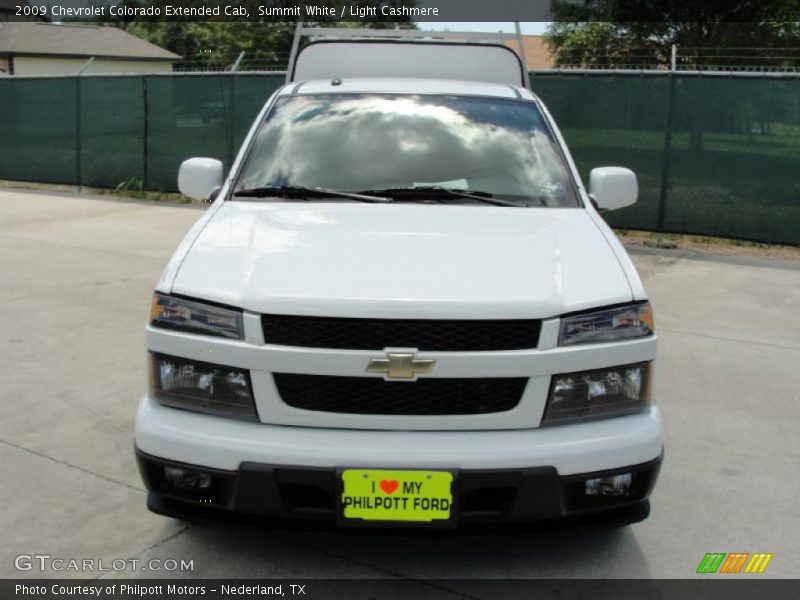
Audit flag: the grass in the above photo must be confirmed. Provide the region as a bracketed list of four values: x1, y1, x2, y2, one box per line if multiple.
[615, 229, 800, 261]
[0, 179, 195, 204]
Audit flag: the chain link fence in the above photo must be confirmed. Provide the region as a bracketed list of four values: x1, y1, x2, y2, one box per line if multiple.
[0, 71, 798, 244]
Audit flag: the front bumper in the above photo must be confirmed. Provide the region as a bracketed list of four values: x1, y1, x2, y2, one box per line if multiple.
[135, 395, 663, 475]
[135, 396, 663, 527]
[137, 448, 662, 527]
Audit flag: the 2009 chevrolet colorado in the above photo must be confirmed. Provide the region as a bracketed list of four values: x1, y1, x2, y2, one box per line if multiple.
[135, 38, 662, 528]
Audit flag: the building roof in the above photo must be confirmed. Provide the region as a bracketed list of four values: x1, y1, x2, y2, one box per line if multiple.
[0, 22, 180, 61]
[505, 35, 555, 70]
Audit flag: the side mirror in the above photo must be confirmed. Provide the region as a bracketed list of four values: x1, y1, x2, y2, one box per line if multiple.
[178, 157, 224, 201]
[589, 167, 638, 211]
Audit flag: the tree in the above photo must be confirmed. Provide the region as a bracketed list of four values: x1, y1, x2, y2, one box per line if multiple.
[545, 1, 800, 151]
[545, 0, 800, 70]
[100, 0, 417, 70]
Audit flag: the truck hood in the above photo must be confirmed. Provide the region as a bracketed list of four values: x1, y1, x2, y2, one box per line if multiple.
[170, 201, 633, 319]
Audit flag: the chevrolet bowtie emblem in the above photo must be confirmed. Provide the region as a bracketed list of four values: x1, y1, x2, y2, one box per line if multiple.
[366, 351, 436, 381]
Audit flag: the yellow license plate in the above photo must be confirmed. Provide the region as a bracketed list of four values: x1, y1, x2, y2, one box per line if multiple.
[340, 469, 454, 523]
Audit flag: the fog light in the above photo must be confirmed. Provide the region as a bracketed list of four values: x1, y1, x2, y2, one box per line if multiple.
[585, 473, 633, 496]
[164, 466, 211, 490]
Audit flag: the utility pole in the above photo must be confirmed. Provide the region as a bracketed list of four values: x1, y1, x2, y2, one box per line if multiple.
[651, 44, 678, 249]
[75, 57, 95, 192]
[514, 21, 531, 90]
[231, 51, 245, 72]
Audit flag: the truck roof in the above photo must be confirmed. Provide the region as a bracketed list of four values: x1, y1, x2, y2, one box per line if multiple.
[290, 40, 527, 87]
[279, 78, 536, 101]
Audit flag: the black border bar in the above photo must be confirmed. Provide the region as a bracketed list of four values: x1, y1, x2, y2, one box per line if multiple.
[4, 579, 800, 600]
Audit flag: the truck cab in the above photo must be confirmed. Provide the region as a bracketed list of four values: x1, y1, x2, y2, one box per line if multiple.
[135, 34, 662, 527]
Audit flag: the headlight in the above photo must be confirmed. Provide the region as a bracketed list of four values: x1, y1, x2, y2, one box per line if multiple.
[542, 362, 651, 426]
[149, 353, 257, 421]
[150, 293, 243, 339]
[559, 303, 653, 346]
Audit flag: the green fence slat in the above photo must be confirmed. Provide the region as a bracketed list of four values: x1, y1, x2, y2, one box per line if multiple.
[79, 76, 146, 190]
[0, 77, 77, 185]
[144, 73, 284, 192]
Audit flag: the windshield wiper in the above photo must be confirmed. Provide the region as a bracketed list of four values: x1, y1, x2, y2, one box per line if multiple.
[233, 185, 392, 203]
[358, 187, 525, 207]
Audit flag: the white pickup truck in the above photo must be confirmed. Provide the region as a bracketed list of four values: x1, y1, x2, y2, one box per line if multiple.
[135, 38, 662, 528]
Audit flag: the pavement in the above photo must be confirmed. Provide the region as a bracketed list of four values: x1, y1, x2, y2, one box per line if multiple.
[1, 187, 798, 581]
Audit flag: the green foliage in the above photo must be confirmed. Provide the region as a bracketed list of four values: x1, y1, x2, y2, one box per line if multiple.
[115, 176, 144, 195]
[546, 0, 800, 68]
[94, 0, 417, 70]
[545, 21, 654, 67]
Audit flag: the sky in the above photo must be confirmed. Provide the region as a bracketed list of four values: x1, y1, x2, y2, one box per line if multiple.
[418, 22, 551, 35]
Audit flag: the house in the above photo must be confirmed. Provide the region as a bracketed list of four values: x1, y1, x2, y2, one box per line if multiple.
[505, 35, 555, 70]
[0, 22, 179, 76]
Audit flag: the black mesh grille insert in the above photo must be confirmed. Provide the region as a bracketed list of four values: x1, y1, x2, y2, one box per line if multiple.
[261, 315, 541, 351]
[273, 374, 527, 415]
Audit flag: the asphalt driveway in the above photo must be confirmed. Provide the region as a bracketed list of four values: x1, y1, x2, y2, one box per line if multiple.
[1, 188, 798, 580]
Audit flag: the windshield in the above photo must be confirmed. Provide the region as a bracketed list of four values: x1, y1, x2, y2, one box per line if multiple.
[233, 93, 579, 207]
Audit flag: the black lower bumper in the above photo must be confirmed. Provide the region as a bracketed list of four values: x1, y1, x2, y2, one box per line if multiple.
[136, 448, 662, 529]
